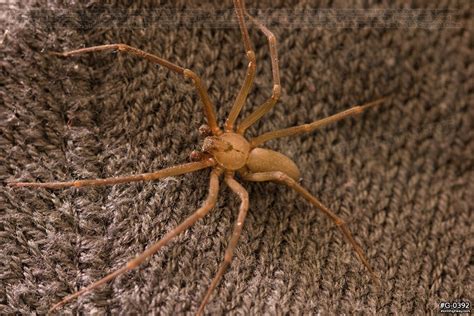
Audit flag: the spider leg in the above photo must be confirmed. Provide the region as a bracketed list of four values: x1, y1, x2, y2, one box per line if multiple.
[225, 0, 257, 132]
[48, 168, 222, 313]
[7, 159, 215, 189]
[242, 171, 380, 286]
[51, 44, 220, 135]
[196, 173, 249, 315]
[237, 1, 282, 134]
[250, 98, 386, 146]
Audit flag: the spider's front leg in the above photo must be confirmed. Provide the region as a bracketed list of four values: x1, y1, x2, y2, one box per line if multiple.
[243, 171, 380, 286]
[47, 168, 222, 312]
[7, 159, 215, 189]
[236, 0, 282, 134]
[51, 43, 221, 135]
[225, 0, 257, 132]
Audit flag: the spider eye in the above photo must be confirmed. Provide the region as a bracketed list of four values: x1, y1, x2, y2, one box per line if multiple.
[202, 136, 232, 154]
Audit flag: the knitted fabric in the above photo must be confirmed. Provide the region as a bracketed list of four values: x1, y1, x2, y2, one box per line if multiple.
[1, 1, 472, 314]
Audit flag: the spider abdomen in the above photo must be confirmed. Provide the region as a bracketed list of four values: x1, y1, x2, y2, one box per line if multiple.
[244, 148, 301, 181]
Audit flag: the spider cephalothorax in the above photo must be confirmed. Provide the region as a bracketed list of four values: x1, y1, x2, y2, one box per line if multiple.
[202, 133, 250, 170]
[8, 0, 384, 314]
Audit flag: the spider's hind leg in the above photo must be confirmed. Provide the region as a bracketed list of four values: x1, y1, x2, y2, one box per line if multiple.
[197, 174, 249, 315]
[243, 171, 380, 286]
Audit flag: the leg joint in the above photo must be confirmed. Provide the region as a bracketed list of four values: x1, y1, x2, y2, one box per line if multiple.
[246, 50, 256, 63]
[335, 218, 345, 227]
[268, 34, 276, 45]
[274, 171, 288, 182]
[272, 84, 281, 99]
[116, 44, 133, 53]
[224, 251, 233, 263]
[126, 259, 139, 269]
[248, 61, 256, 72]
[196, 207, 209, 219]
[183, 69, 199, 82]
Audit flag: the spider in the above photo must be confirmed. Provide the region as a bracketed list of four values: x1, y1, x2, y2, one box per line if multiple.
[8, 1, 384, 314]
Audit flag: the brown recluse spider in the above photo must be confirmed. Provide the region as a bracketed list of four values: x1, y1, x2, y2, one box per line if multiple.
[8, 1, 385, 314]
